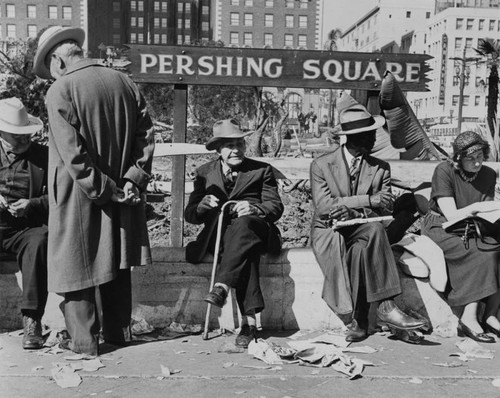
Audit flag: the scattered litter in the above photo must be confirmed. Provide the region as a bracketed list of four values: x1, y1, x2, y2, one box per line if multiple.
[64, 353, 95, 361]
[308, 333, 350, 348]
[197, 350, 211, 355]
[456, 339, 495, 359]
[80, 358, 105, 372]
[409, 377, 423, 384]
[161, 365, 171, 376]
[157, 376, 165, 381]
[174, 350, 186, 354]
[449, 353, 469, 362]
[43, 330, 61, 348]
[343, 346, 377, 354]
[433, 320, 458, 338]
[31, 366, 44, 372]
[467, 369, 478, 374]
[248, 339, 283, 365]
[239, 364, 272, 370]
[234, 391, 246, 395]
[51, 365, 82, 388]
[131, 317, 155, 336]
[103, 375, 120, 379]
[493, 379, 500, 387]
[217, 341, 245, 354]
[223, 361, 237, 368]
[432, 362, 463, 368]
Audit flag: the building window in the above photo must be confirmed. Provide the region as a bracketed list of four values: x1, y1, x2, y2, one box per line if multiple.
[184, 35, 191, 44]
[162, 18, 167, 27]
[202, 21, 209, 31]
[137, 33, 144, 43]
[452, 95, 459, 106]
[466, 19, 473, 30]
[285, 15, 294, 28]
[454, 37, 462, 50]
[453, 76, 460, 86]
[113, 34, 121, 45]
[6, 4, 15, 18]
[456, 18, 463, 29]
[185, 19, 190, 28]
[299, 0, 308, 8]
[230, 32, 239, 45]
[298, 34, 307, 48]
[154, 33, 160, 43]
[426, 11, 431, 19]
[185, 3, 191, 12]
[138, 17, 144, 27]
[113, 18, 120, 29]
[286, 93, 302, 119]
[406, 11, 411, 18]
[264, 33, 273, 46]
[27, 25, 37, 38]
[48, 5, 57, 19]
[27, 5, 36, 19]
[298, 16, 307, 28]
[131, 17, 137, 27]
[285, 0, 294, 8]
[231, 0, 240, 5]
[113, 1, 120, 12]
[154, 1, 160, 12]
[475, 96, 481, 106]
[230, 13, 239, 25]
[131, 1, 137, 11]
[162, 2, 168, 12]
[138, 1, 144, 12]
[463, 96, 470, 106]
[154, 17, 160, 28]
[264, 14, 273, 27]
[178, 19, 183, 29]
[465, 37, 473, 49]
[6, 24, 16, 38]
[202, 5, 209, 14]
[244, 13, 253, 26]
[177, 35, 183, 44]
[265, 0, 273, 7]
[488, 19, 495, 30]
[479, 19, 485, 30]
[284, 34, 293, 47]
[161, 34, 167, 43]
[245, 0, 253, 6]
[130, 33, 137, 44]
[243, 32, 252, 46]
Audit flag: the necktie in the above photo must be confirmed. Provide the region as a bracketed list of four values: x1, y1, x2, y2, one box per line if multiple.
[349, 157, 360, 176]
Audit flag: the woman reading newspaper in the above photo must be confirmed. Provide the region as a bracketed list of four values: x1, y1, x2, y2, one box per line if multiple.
[422, 131, 500, 343]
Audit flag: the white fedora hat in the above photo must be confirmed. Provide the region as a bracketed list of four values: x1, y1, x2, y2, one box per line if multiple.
[205, 119, 253, 150]
[0, 98, 43, 135]
[33, 26, 85, 80]
[337, 92, 385, 135]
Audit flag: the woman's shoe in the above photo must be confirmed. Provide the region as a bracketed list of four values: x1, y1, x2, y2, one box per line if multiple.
[458, 320, 495, 343]
[482, 322, 500, 338]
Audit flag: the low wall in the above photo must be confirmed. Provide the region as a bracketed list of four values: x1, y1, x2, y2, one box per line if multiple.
[0, 247, 455, 333]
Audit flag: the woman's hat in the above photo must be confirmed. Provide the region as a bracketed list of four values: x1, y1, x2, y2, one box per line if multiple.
[33, 26, 85, 80]
[337, 92, 385, 135]
[205, 119, 253, 151]
[452, 131, 488, 160]
[0, 98, 43, 135]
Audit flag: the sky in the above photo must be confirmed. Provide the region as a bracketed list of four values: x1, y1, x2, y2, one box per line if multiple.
[322, 0, 377, 37]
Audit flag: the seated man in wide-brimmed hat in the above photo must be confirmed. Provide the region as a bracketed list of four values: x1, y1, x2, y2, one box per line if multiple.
[310, 93, 425, 343]
[0, 98, 48, 350]
[184, 119, 284, 348]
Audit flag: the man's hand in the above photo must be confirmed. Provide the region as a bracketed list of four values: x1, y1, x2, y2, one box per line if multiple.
[369, 192, 395, 210]
[110, 181, 142, 205]
[8, 199, 30, 218]
[197, 194, 220, 216]
[329, 205, 354, 221]
[0, 194, 8, 211]
[232, 201, 260, 217]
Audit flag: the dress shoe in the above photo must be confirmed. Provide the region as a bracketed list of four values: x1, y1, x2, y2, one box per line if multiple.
[458, 320, 495, 343]
[204, 285, 228, 308]
[377, 306, 426, 330]
[22, 315, 44, 350]
[482, 322, 500, 338]
[345, 319, 367, 342]
[235, 324, 257, 348]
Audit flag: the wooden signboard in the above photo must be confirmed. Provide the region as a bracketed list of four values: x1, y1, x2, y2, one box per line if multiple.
[127, 45, 431, 91]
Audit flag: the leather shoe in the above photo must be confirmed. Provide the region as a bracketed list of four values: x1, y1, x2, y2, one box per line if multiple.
[459, 321, 495, 343]
[22, 315, 43, 350]
[482, 322, 500, 338]
[377, 306, 426, 330]
[204, 285, 228, 308]
[345, 319, 367, 342]
[235, 324, 257, 348]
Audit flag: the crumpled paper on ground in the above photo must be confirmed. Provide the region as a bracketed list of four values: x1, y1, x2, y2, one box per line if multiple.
[51, 365, 82, 388]
[248, 339, 284, 365]
[456, 339, 495, 359]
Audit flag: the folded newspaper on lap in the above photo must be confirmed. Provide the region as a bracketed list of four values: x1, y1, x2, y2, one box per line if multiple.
[331, 216, 394, 230]
[442, 209, 500, 231]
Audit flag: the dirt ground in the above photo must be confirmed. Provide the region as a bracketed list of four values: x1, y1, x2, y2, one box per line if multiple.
[146, 155, 312, 248]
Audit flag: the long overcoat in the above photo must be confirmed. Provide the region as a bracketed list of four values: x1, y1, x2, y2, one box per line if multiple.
[184, 157, 284, 263]
[45, 59, 154, 293]
[310, 146, 391, 315]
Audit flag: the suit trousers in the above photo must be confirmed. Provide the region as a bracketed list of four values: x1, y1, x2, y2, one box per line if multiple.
[2, 226, 48, 316]
[63, 269, 132, 356]
[338, 222, 401, 311]
[216, 215, 269, 315]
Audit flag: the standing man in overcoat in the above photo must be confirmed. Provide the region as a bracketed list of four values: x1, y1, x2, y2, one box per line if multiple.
[33, 26, 155, 356]
[185, 119, 283, 347]
[310, 93, 424, 342]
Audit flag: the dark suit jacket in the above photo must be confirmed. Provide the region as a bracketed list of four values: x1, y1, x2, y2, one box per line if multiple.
[184, 157, 284, 263]
[310, 145, 391, 315]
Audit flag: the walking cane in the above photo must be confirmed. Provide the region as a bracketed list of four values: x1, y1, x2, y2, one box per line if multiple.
[202, 200, 238, 340]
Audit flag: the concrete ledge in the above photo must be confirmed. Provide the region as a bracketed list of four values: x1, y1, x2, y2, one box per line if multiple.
[0, 246, 455, 332]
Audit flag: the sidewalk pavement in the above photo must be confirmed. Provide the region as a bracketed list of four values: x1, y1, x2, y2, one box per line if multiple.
[2, 326, 500, 398]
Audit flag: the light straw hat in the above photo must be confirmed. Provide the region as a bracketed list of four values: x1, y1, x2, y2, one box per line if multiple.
[0, 98, 43, 135]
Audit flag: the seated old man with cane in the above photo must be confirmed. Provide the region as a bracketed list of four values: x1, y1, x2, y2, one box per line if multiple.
[0, 98, 48, 349]
[184, 119, 284, 347]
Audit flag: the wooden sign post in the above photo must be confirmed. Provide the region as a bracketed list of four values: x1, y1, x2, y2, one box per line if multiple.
[127, 45, 431, 246]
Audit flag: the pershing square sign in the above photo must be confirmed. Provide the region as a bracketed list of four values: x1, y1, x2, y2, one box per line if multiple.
[127, 45, 431, 91]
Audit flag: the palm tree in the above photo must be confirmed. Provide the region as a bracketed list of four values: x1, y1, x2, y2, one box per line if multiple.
[474, 38, 499, 136]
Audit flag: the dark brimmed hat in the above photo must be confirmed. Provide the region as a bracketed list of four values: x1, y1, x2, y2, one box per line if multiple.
[337, 92, 385, 135]
[33, 26, 85, 80]
[452, 131, 488, 160]
[205, 119, 253, 151]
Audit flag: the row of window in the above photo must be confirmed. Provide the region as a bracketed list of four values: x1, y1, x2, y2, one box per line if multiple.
[456, 17, 499, 31]
[0, 24, 37, 39]
[230, 13, 308, 28]
[453, 37, 488, 50]
[451, 95, 488, 107]
[0, 4, 72, 20]
[229, 32, 308, 47]
[129, 1, 209, 15]
[129, 17, 209, 31]
[230, 0, 309, 8]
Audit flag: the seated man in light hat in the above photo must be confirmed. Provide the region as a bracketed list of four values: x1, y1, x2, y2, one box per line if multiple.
[310, 93, 424, 343]
[185, 119, 284, 347]
[0, 98, 48, 349]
